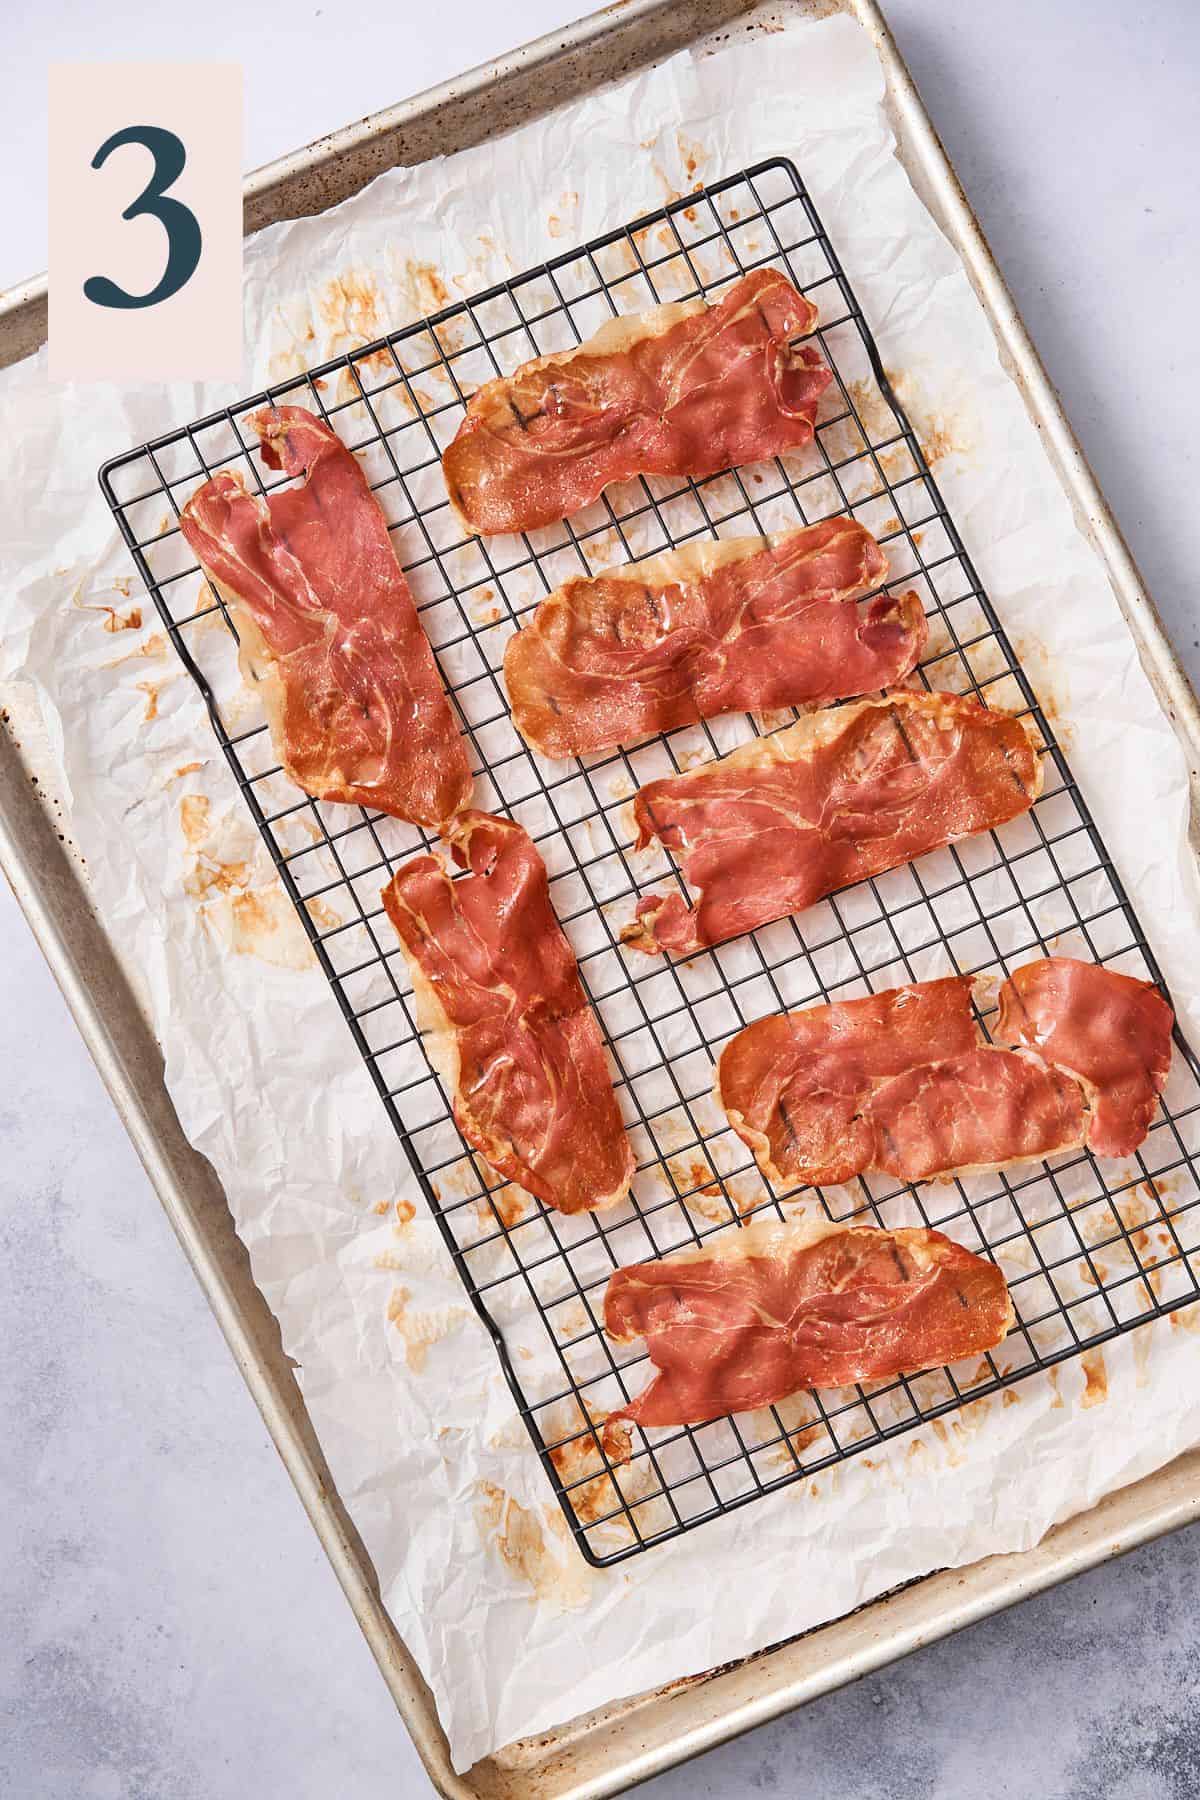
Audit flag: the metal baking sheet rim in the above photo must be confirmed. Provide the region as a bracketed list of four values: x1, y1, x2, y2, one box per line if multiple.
[3, 1, 1199, 1794]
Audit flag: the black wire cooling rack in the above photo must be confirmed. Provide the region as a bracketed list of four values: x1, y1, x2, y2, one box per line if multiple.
[99, 157, 1200, 1568]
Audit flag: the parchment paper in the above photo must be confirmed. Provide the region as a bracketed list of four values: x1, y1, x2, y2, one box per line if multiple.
[4, 11, 1200, 1772]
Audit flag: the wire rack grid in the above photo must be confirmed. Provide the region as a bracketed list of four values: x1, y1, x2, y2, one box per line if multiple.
[99, 157, 1200, 1568]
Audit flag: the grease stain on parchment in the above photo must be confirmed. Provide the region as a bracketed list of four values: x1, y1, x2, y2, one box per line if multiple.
[74, 588, 143, 633]
[884, 366, 976, 470]
[547, 191, 580, 239]
[178, 794, 313, 972]
[1080, 1348, 1109, 1408]
[270, 265, 395, 389]
[474, 1482, 591, 1612]
[401, 258, 450, 315]
[135, 680, 163, 722]
[103, 631, 168, 668]
[548, 1414, 627, 1528]
[304, 895, 342, 932]
[477, 1184, 528, 1231]
[470, 587, 503, 627]
[752, 1391, 825, 1469]
[930, 1418, 966, 1467]
[677, 132, 706, 185]
[316, 268, 386, 346]
[386, 1284, 467, 1373]
[451, 231, 515, 295]
[1012, 630, 1076, 751]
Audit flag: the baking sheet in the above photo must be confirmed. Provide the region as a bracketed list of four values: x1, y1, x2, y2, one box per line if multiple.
[4, 10, 1200, 1772]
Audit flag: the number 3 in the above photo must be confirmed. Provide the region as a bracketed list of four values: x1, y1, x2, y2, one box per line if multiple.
[84, 126, 203, 311]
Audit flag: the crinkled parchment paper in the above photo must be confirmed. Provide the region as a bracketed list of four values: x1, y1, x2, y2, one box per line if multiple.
[4, 12, 1200, 1773]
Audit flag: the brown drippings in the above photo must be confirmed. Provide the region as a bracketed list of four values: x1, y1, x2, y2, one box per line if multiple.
[228, 889, 311, 967]
[304, 895, 342, 931]
[1170, 1303, 1200, 1334]
[686, 1187, 734, 1224]
[1010, 629, 1076, 751]
[553, 1298, 589, 1341]
[73, 582, 143, 634]
[373, 1201, 391, 1216]
[394, 1199, 416, 1227]
[677, 133, 706, 183]
[1002, 1387, 1021, 1408]
[919, 416, 968, 466]
[840, 378, 893, 449]
[135, 680, 160, 722]
[1078, 1258, 1110, 1289]
[477, 1184, 528, 1230]
[1117, 1184, 1156, 1232]
[471, 592, 503, 626]
[386, 1284, 466, 1372]
[792, 1422, 827, 1454]
[316, 268, 385, 343]
[598, 1414, 634, 1469]
[399, 260, 450, 316]
[475, 1482, 591, 1610]
[652, 165, 684, 206]
[931, 1418, 964, 1467]
[184, 856, 251, 895]
[103, 631, 167, 668]
[1047, 1365, 1064, 1409]
[170, 761, 205, 781]
[1080, 1349, 1108, 1407]
[672, 1158, 718, 1196]
[547, 191, 580, 239]
[549, 1419, 625, 1526]
[180, 794, 210, 846]
[179, 795, 313, 971]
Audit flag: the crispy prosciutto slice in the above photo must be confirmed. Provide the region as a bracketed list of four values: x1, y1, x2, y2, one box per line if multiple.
[504, 518, 927, 757]
[380, 811, 633, 1216]
[995, 957, 1174, 1158]
[180, 406, 471, 830]
[603, 1218, 1013, 1434]
[718, 976, 1086, 1189]
[623, 691, 1042, 958]
[442, 270, 831, 536]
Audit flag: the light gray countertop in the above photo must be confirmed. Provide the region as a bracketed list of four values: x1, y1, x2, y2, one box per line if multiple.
[4, 2, 1199, 1795]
